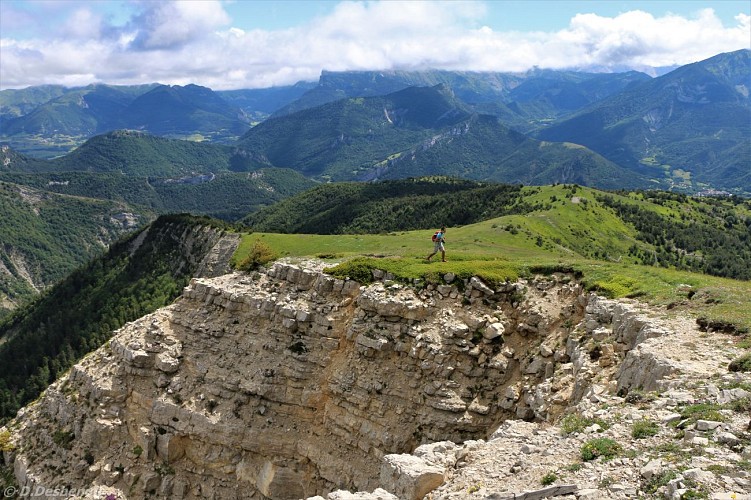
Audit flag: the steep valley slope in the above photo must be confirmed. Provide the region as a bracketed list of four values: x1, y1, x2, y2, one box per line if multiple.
[2, 260, 749, 499]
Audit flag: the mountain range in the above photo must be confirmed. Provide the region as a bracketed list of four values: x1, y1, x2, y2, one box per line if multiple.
[2, 49, 747, 193]
[0, 83, 253, 157]
[537, 49, 751, 193]
[271, 67, 652, 132]
[235, 50, 749, 190]
[238, 84, 641, 186]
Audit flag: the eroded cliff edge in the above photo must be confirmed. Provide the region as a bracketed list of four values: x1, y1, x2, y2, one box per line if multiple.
[2, 260, 749, 499]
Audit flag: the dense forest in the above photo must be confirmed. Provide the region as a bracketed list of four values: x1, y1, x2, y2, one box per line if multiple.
[242, 177, 534, 233]
[0, 168, 316, 221]
[0, 215, 232, 424]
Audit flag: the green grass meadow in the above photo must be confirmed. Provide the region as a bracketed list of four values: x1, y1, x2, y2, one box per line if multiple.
[233, 186, 751, 331]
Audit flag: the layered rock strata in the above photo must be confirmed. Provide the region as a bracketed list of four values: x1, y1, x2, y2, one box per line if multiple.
[3, 260, 749, 499]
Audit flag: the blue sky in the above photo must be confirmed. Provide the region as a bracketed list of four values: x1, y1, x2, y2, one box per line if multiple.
[223, 1, 751, 32]
[1, 0, 749, 89]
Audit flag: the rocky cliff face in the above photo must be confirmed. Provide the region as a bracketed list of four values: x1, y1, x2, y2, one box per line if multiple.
[2, 260, 749, 499]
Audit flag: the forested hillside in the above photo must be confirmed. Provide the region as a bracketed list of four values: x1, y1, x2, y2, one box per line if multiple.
[0, 215, 234, 423]
[0, 181, 150, 315]
[598, 191, 751, 280]
[242, 177, 531, 233]
[237, 86, 631, 186]
[0, 168, 316, 221]
[117, 84, 251, 141]
[371, 114, 644, 188]
[50, 130, 264, 177]
[0, 133, 317, 221]
[237, 85, 470, 180]
[537, 49, 751, 193]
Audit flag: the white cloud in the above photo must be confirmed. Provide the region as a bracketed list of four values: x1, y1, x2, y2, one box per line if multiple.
[62, 7, 104, 40]
[127, 0, 231, 50]
[0, 0, 748, 90]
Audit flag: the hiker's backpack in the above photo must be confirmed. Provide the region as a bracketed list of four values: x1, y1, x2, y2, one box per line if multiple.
[432, 231, 440, 242]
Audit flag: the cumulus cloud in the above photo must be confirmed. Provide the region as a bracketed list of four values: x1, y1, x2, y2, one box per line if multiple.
[0, 0, 748, 90]
[62, 7, 105, 40]
[127, 0, 231, 50]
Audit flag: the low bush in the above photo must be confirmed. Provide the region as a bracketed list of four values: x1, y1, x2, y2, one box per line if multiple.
[581, 438, 621, 461]
[560, 413, 608, 435]
[677, 402, 727, 425]
[53, 430, 74, 449]
[236, 240, 277, 271]
[643, 469, 678, 494]
[624, 389, 657, 404]
[729, 353, 751, 372]
[540, 472, 558, 486]
[325, 257, 376, 284]
[0, 430, 13, 451]
[632, 419, 659, 439]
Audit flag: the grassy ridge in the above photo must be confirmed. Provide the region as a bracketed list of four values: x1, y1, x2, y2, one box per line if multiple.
[242, 181, 751, 280]
[234, 184, 751, 330]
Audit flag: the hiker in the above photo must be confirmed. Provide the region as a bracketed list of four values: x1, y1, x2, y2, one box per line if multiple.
[427, 226, 447, 262]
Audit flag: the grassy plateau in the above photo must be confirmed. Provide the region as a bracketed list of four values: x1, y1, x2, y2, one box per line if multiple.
[233, 185, 751, 332]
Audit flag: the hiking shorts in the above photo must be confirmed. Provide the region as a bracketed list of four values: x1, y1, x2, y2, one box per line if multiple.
[434, 241, 444, 252]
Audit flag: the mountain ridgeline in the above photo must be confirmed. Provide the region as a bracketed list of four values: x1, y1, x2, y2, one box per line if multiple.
[236, 85, 634, 187]
[0, 84, 252, 155]
[537, 49, 751, 193]
[2, 49, 748, 193]
[272, 67, 652, 130]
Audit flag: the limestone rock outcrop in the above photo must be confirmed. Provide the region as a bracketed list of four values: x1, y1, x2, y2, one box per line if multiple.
[2, 260, 749, 499]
